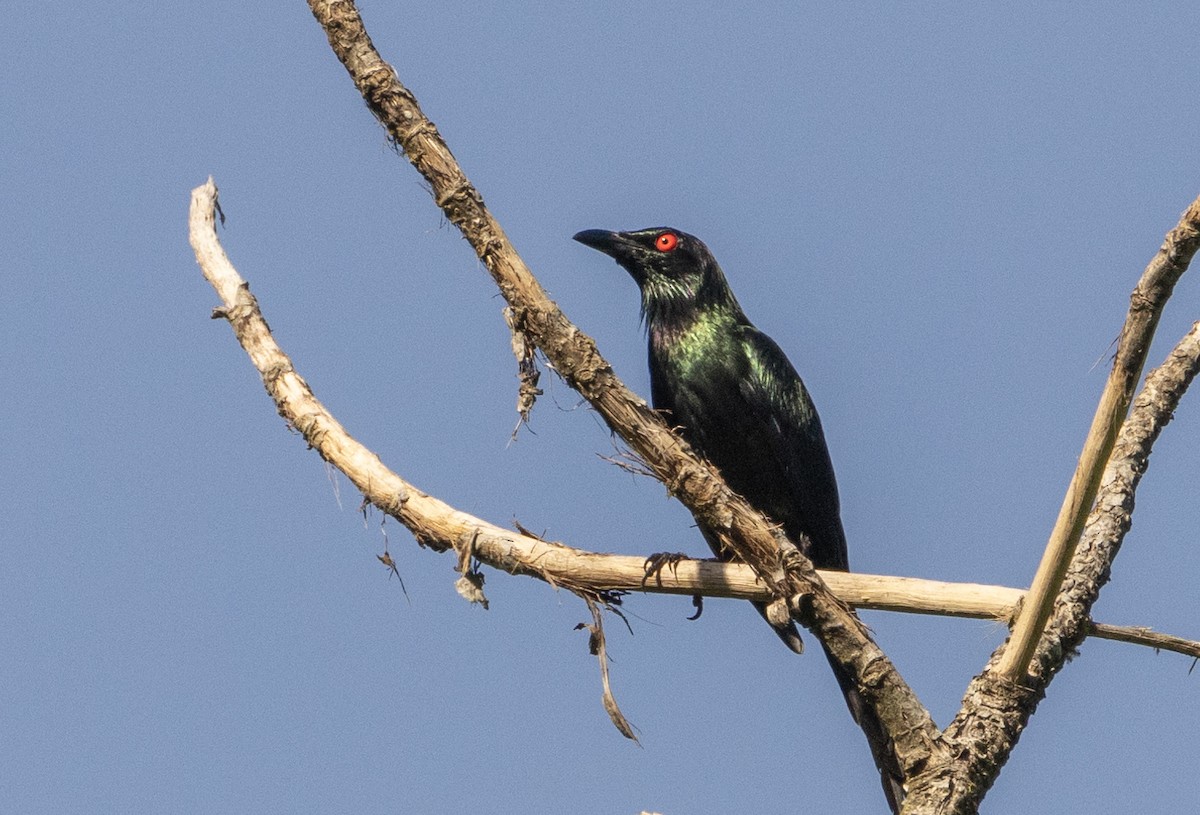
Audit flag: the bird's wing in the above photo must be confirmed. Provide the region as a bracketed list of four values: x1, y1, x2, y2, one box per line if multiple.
[735, 325, 849, 569]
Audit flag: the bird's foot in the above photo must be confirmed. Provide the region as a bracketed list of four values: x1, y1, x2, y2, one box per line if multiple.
[642, 551, 690, 587]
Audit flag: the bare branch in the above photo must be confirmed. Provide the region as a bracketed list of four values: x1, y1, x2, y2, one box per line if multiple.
[1088, 622, 1200, 659]
[198, 6, 1200, 810]
[189, 179, 1020, 621]
[305, 0, 942, 782]
[1001, 198, 1200, 680]
[906, 317, 1200, 814]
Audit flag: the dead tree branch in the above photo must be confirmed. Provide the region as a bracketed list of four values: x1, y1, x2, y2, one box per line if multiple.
[306, 0, 942, 786]
[905, 316, 1200, 814]
[191, 4, 1200, 812]
[191, 169, 1200, 815]
[1001, 198, 1200, 680]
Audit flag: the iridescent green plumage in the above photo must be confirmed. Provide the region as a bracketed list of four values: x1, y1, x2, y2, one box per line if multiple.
[574, 228, 847, 576]
[575, 226, 903, 813]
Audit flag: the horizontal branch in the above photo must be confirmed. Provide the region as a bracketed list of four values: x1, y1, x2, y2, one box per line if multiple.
[599, 559, 1025, 618]
[539, 555, 1199, 658]
[188, 178, 1199, 668]
[1089, 622, 1200, 659]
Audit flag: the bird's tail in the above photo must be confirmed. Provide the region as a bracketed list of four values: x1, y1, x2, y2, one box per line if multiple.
[821, 644, 906, 814]
[753, 601, 905, 811]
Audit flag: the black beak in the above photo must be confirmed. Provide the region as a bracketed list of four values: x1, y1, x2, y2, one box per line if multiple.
[572, 229, 622, 255]
[576, 227, 656, 289]
[573, 229, 648, 275]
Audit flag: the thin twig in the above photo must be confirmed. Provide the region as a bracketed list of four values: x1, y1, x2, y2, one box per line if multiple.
[1088, 622, 1200, 659]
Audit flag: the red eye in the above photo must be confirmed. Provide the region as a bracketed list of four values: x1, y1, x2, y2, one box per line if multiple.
[655, 232, 679, 252]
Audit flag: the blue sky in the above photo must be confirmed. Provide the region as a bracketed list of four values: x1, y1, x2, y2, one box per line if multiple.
[3, 3, 1199, 813]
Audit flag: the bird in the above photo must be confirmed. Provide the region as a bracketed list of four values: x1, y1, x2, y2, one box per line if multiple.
[574, 226, 904, 812]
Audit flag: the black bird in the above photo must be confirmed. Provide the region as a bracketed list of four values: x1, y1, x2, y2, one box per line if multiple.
[574, 226, 904, 812]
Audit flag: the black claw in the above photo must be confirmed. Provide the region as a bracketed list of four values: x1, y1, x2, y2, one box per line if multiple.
[642, 551, 689, 587]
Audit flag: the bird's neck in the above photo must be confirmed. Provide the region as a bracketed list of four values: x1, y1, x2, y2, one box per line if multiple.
[646, 300, 743, 357]
[641, 270, 745, 349]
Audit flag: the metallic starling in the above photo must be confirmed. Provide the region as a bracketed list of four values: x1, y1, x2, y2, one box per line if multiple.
[574, 226, 904, 813]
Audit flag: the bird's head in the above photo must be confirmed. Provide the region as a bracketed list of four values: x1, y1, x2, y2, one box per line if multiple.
[573, 227, 741, 327]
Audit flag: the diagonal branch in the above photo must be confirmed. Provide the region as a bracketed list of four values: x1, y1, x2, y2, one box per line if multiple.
[1000, 198, 1200, 680]
[306, 0, 943, 782]
[905, 317, 1200, 814]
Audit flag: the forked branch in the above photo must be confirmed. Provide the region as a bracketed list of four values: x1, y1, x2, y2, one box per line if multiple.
[1001, 198, 1200, 680]
[198, 4, 1200, 812]
[906, 317, 1200, 814]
